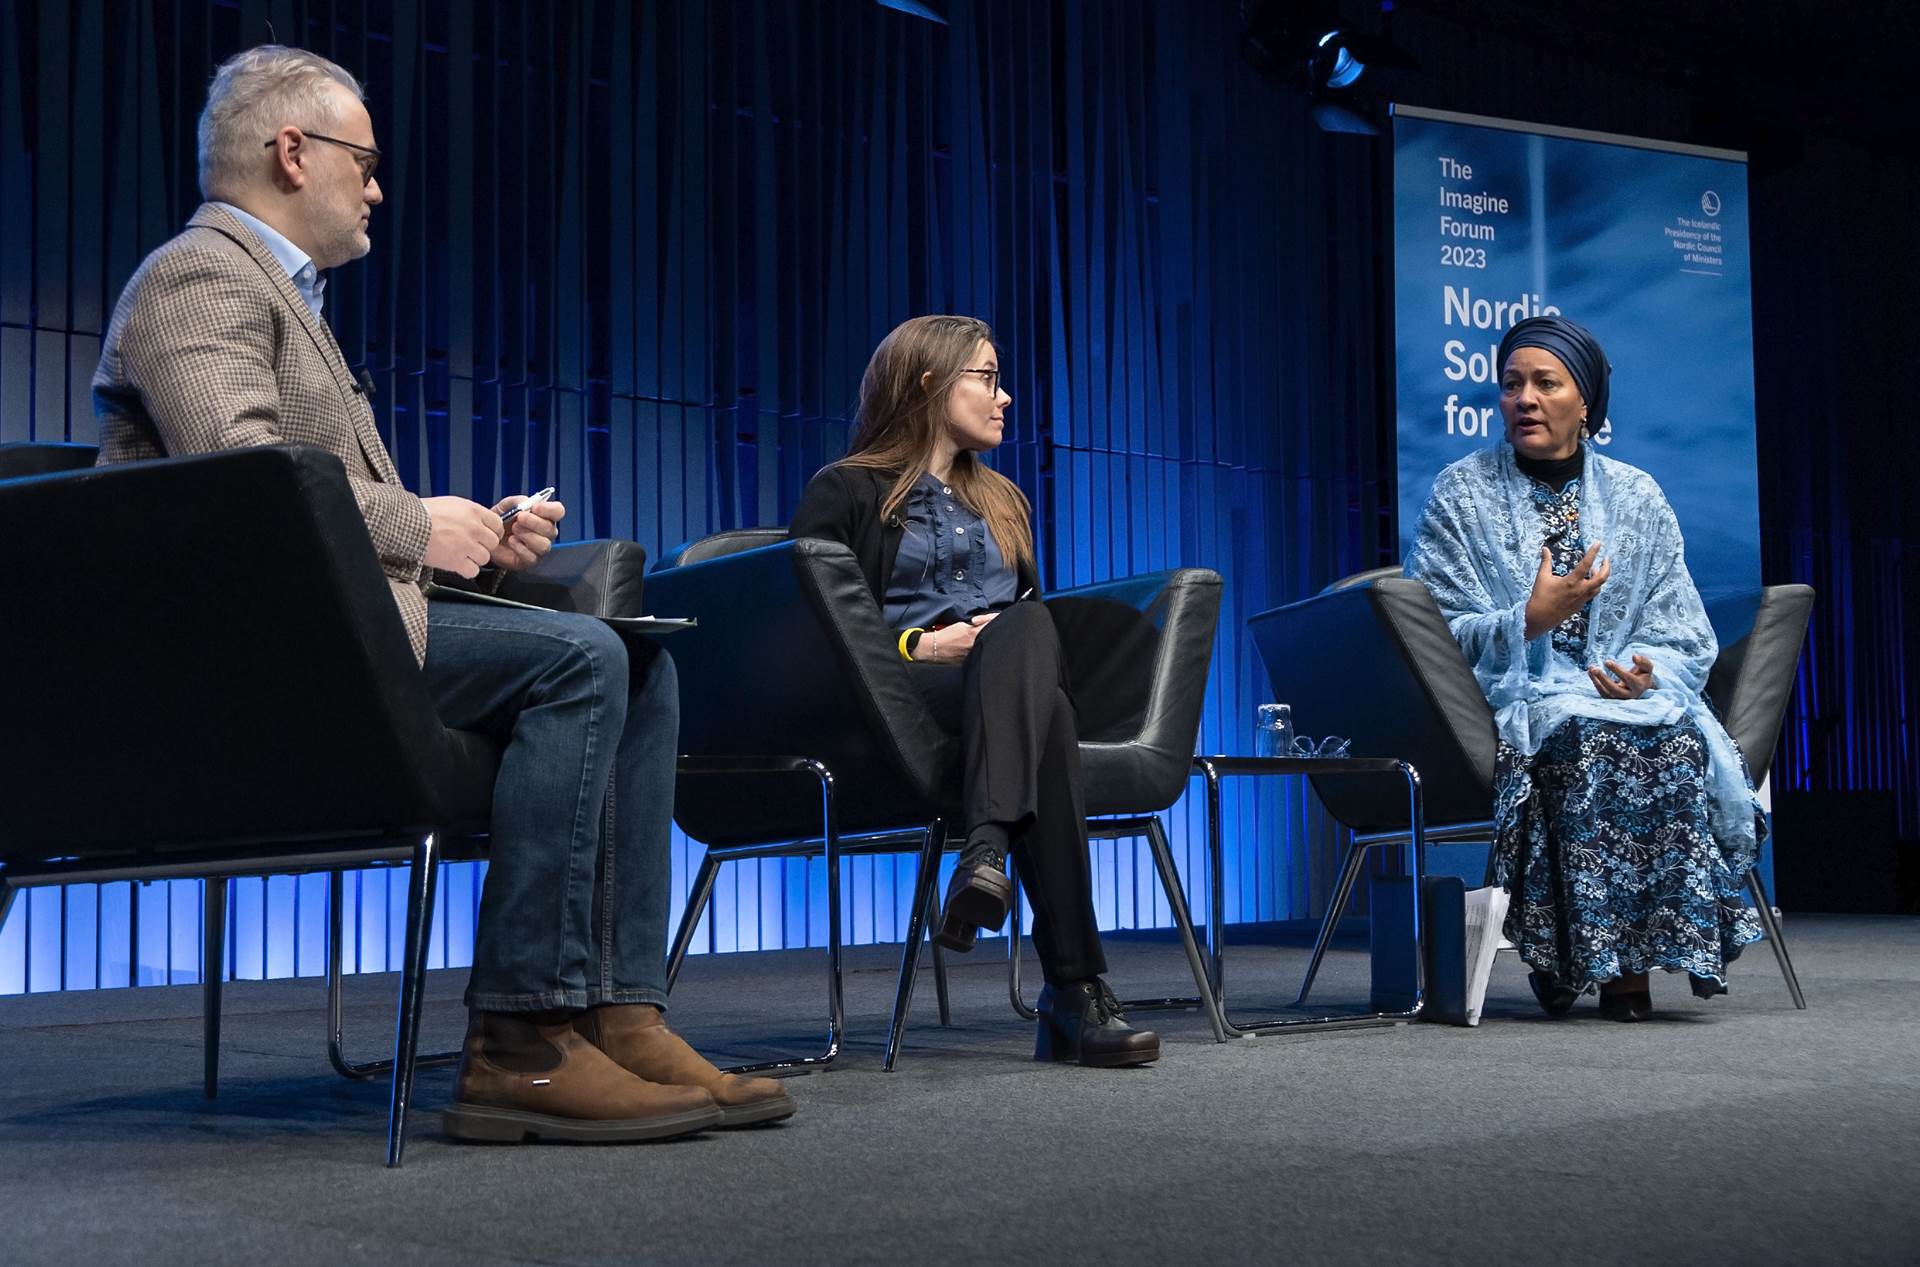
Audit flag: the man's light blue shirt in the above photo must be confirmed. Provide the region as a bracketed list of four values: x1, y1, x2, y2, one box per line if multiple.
[212, 201, 326, 318]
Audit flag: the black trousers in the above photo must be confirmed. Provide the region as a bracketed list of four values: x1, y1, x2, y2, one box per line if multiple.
[910, 601, 1108, 985]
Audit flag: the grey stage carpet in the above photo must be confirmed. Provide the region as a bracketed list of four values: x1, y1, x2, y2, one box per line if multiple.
[1, 915, 1915, 1266]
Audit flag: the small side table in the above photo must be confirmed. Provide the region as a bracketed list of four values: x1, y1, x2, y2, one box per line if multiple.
[1191, 755, 1428, 1036]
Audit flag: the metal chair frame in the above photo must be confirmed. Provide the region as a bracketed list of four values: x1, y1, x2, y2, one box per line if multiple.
[1189, 755, 1431, 1035]
[1, 444, 652, 1166]
[1, 832, 454, 1168]
[664, 761, 1230, 1071]
[663, 755, 857, 1074]
[1741, 872, 1807, 1008]
[1294, 820, 1808, 1013]
[323, 856, 482, 1085]
[1004, 815, 1228, 1042]
[1293, 819, 1488, 1008]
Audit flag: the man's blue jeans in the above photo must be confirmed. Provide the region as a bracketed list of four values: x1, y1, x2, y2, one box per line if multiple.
[424, 600, 677, 1012]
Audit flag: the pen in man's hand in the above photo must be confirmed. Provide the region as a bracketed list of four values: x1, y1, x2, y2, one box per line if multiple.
[500, 486, 557, 526]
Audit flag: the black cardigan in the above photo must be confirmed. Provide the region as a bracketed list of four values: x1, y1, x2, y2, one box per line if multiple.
[789, 463, 1042, 623]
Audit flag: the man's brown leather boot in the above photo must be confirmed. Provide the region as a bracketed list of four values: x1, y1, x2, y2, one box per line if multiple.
[575, 1004, 797, 1127]
[443, 1009, 721, 1143]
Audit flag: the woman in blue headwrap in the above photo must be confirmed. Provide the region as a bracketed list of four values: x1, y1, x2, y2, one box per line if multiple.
[1406, 314, 1764, 1021]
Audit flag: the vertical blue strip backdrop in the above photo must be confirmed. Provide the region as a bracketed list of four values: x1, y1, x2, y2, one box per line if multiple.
[4, 5, 1909, 990]
[1, 0, 1389, 995]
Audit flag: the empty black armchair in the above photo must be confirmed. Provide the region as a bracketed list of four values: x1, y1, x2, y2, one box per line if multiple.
[0, 443, 650, 1164]
[646, 532, 1228, 1069]
[1254, 568, 1496, 838]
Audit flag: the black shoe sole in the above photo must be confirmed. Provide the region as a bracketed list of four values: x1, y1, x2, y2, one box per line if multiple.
[933, 871, 1013, 952]
[930, 922, 978, 953]
[714, 1091, 798, 1128]
[443, 1101, 721, 1143]
[1072, 1039, 1161, 1068]
[1033, 1024, 1161, 1067]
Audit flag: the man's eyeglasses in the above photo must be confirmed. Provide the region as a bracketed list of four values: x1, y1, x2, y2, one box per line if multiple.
[264, 130, 381, 186]
[961, 367, 1002, 394]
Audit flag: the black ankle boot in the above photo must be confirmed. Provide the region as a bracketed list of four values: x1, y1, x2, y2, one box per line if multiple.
[1034, 978, 1160, 1067]
[934, 827, 1014, 952]
[1597, 988, 1653, 1022]
[1528, 970, 1578, 1017]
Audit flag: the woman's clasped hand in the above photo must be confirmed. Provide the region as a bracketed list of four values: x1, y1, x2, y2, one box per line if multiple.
[914, 612, 997, 664]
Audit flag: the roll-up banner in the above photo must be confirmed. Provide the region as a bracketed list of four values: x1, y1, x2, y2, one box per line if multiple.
[1391, 104, 1760, 608]
[1391, 105, 1773, 887]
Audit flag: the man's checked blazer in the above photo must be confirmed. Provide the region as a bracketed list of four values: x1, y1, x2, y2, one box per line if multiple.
[92, 202, 433, 663]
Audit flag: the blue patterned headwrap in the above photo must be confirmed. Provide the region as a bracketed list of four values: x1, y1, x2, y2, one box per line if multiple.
[1497, 315, 1610, 435]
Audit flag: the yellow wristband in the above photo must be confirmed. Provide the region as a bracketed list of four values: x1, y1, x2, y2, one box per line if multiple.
[897, 627, 925, 661]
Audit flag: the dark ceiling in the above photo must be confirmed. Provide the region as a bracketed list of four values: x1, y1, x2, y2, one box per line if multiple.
[1313, 0, 1920, 151]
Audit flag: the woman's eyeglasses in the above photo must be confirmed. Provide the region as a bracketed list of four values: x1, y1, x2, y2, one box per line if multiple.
[960, 367, 1001, 394]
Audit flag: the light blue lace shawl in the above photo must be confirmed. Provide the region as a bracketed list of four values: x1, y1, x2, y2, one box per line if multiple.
[1405, 441, 1758, 868]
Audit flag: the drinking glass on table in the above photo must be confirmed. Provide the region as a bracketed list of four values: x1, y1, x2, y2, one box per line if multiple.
[1255, 704, 1293, 758]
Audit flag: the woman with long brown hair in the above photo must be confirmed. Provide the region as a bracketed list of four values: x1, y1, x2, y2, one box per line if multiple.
[791, 315, 1158, 1067]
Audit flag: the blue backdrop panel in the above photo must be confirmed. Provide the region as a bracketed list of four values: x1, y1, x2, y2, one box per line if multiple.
[1, 0, 1383, 995]
[1392, 106, 1761, 606]
[17, 6, 1903, 990]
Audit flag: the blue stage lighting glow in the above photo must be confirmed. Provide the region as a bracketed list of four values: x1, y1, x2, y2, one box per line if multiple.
[1318, 31, 1365, 89]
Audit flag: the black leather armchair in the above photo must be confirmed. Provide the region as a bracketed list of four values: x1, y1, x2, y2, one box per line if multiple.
[0, 443, 650, 1164]
[645, 531, 1228, 1070]
[1249, 568, 1813, 1008]
[0, 440, 98, 479]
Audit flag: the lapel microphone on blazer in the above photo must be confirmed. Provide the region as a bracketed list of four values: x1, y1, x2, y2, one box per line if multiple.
[351, 369, 377, 397]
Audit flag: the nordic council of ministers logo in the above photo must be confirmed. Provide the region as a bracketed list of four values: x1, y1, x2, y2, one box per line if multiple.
[1701, 190, 1722, 216]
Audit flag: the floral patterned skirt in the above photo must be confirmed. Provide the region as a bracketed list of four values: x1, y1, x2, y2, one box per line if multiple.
[1493, 716, 1764, 995]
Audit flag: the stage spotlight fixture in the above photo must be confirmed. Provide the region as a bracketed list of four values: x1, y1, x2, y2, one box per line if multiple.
[1240, 1, 1414, 136]
[1315, 29, 1365, 90]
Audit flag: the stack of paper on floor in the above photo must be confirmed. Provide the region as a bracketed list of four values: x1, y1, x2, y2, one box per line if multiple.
[1462, 885, 1511, 1026]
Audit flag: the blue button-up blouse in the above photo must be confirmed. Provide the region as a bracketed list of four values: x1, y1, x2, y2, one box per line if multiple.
[882, 473, 1019, 629]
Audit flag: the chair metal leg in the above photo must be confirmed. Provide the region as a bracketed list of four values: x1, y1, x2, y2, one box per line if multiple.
[1142, 817, 1229, 1042]
[1006, 865, 1037, 1021]
[202, 877, 227, 1100]
[386, 833, 441, 1169]
[1191, 756, 1429, 1036]
[1204, 764, 1227, 1003]
[327, 868, 460, 1082]
[666, 757, 845, 1076]
[665, 854, 722, 993]
[821, 792, 846, 1067]
[1747, 870, 1807, 1009]
[883, 820, 945, 1071]
[927, 881, 952, 1027]
[327, 869, 368, 1080]
[1295, 839, 1374, 1006]
[1004, 819, 1223, 1033]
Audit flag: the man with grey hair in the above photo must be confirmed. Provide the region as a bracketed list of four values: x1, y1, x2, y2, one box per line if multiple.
[92, 45, 794, 1144]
